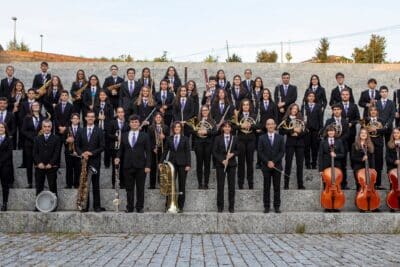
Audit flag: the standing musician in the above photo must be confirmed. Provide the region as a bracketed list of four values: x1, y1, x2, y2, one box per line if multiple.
[211, 89, 234, 125]
[302, 91, 323, 169]
[358, 78, 381, 119]
[75, 111, 105, 212]
[0, 65, 18, 99]
[252, 77, 263, 107]
[339, 88, 360, 156]
[303, 74, 327, 113]
[201, 76, 218, 107]
[324, 104, 349, 189]
[393, 78, 400, 127]
[108, 107, 129, 189]
[82, 75, 101, 117]
[329, 72, 355, 106]
[115, 115, 151, 213]
[278, 103, 306, 189]
[233, 99, 257, 189]
[43, 76, 63, 118]
[19, 88, 36, 168]
[103, 65, 124, 110]
[173, 86, 195, 137]
[70, 69, 87, 115]
[64, 113, 81, 189]
[274, 72, 298, 122]
[0, 98, 16, 150]
[32, 62, 51, 91]
[187, 80, 200, 116]
[163, 66, 182, 94]
[230, 75, 250, 110]
[386, 128, 400, 175]
[258, 119, 285, 213]
[138, 67, 156, 95]
[162, 121, 191, 213]
[33, 120, 61, 209]
[148, 112, 169, 189]
[9, 80, 25, 149]
[376, 85, 396, 144]
[212, 121, 238, 213]
[129, 86, 156, 131]
[54, 90, 73, 142]
[119, 68, 141, 110]
[351, 128, 375, 191]
[258, 88, 278, 129]
[0, 123, 13, 211]
[216, 69, 231, 91]
[155, 79, 175, 127]
[242, 68, 254, 94]
[21, 101, 45, 188]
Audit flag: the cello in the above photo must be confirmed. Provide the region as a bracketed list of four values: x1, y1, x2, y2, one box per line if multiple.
[355, 144, 380, 211]
[387, 141, 400, 210]
[321, 143, 345, 210]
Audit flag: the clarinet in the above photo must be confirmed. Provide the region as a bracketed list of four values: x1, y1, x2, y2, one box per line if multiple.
[113, 129, 121, 212]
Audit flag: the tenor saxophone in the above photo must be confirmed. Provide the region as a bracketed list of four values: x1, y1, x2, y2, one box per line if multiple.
[76, 158, 97, 211]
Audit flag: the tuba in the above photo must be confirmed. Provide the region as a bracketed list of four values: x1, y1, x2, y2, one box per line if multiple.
[159, 161, 178, 213]
[35, 191, 57, 212]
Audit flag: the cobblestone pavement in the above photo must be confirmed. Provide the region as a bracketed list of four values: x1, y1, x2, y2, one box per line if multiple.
[0, 233, 399, 266]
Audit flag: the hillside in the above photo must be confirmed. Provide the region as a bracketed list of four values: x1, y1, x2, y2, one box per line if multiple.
[0, 50, 104, 63]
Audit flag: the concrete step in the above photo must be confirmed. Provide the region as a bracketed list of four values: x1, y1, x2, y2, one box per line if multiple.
[1, 189, 394, 212]
[0, 211, 399, 234]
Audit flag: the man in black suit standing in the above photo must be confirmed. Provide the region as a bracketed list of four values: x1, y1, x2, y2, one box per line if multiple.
[358, 78, 381, 119]
[103, 65, 124, 110]
[376, 86, 396, 144]
[0, 65, 18, 99]
[274, 72, 297, 122]
[76, 110, 105, 212]
[54, 90, 73, 138]
[339, 88, 360, 154]
[329, 72, 355, 106]
[115, 115, 151, 213]
[32, 62, 51, 90]
[119, 68, 141, 110]
[155, 79, 175, 127]
[241, 69, 255, 94]
[258, 119, 285, 213]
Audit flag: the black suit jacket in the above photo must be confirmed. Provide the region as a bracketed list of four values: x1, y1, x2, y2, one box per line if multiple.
[130, 102, 157, 122]
[329, 85, 354, 106]
[103, 76, 124, 90]
[301, 103, 323, 131]
[21, 115, 45, 144]
[324, 117, 349, 147]
[258, 133, 285, 169]
[0, 136, 13, 166]
[303, 86, 327, 110]
[82, 86, 101, 112]
[241, 79, 255, 93]
[229, 87, 250, 109]
[376, 99, 395, 129]
[258, 100, 278, 127]
[119, 80, 141, 109]
[138, 77, 156, 95]
[162, 135, 191, 167]
[76, 126, 105, 169]
[33, 134, 61, 166]
[117, 131, 151, 169]
[0, 77, 18, 98]
[201, 88, 219, 106]
[107, 119, 130, 143]
[93, 102, 114, 130]
[210, 101, 233, 126]
[339, 102, 360, 136]
[358, 89, 381, 118]
[351, 144, 375, 171]
[164, 77, 182, 93]
[32, 73, 51, 89]
[216, 80, 231, 91]
[70, 81, 87, 103]
[212, 134, 238, 167]
[54, 102, 74, 131]
[0, 111, 16, 139]
[274, 84, 297, 110]
[173, 98, 195, 121]
[155, 91, 174, 116]
[318, 139, 345, 172]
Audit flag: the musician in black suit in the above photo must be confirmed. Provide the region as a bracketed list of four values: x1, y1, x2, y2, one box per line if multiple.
[302, 91, 323, 169]
[0, 65, 18, 99]
[32, 62, 51, 90]
[103, 64, 124, 110]
[119, 68, 141, 110]
[0, 97, 16, 143]
[82, 75, 101, 117]
[163, 66, 182, 94]
[329, 72, 355, 106]
[187, 80, 199, 116]
[318, 126, 345, 172]
[70, 69, 87, 115]
[54, 91, 73, 138]
[212, 121, 238, 213]
[33, 120, 61, 202]
[155, 79, 175, 127]
[64, 113, 81, 189]
[0, 123, 14, 211]
[201, 76, 219, 106]
[18, 89, 35, 167]
[376, 86, 396, 144]
[216, 69, 231, 91]
[258, 88, 278, 128]
[173, 86, 195, 137]
[138, 67, 156, 95]
[358, 78, 381, 119]
[115, 115, 151, 213]
[129, 86, 157, 132]
[75, 111, 105, 212]
[302, 74, 327, 112]
[210, 89, 234, 125]
[241, 68, 255, 94]
[339, 88, 360, 154]
[162, 121, 191, 212]
[230, 75, 250, 109]
[258, 119, 284, 213]
[43, 76, 63, 117]
[274, 72, 297, 122]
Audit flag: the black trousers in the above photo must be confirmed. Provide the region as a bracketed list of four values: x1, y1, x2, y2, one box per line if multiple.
[262, 167, 281, 208]
[72, 101, 83, 116]
[150, 147, 162, 188]
[24, 143, 34, 185]
[237, 135, 255, 189]
[304, 129, 320, 167]
[65, 153, 81, 188]
[35, 168, 58, 196]
[194, 141, 212, 187]
[86, 172, 101, 209]
[0, 171, 10, 204]
[123, 167, 145, 211]
[174, 165, 187, 209]
[284, 145, 304, 188]
[216, 165, 236, 210]
[373, 141, 384, 186]
[103, 139, 111, 168]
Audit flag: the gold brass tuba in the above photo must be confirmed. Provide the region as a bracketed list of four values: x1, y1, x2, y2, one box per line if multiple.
[159, 161, 178, 213]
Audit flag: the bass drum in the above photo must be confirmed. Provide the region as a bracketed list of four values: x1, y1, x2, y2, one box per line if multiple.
[36, 191, 58, 213]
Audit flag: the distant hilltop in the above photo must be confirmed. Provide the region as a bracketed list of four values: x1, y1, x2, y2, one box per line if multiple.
[0, 50, 105, 63]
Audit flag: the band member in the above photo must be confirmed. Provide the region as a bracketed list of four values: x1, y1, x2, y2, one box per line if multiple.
[162, 121, 191, 212]
[279, 103, 305, 189]
[201, 76, 218, 106]
[138, 67, 156, 94]
[0, 123, 13, 211]
[358, 78, 381, 119]
[70, 69, 87, 115]
[119, 68, 140, 110]
[108, 107, 130, 189]
[258, 88, 278, 128]
[148, 112, 169, 189]
[19, 89, 36, 168]
[329, 72, 355, 106]
[163, 66, 182, 94]
[252, 77, 263, 109]
[211, 89, 234, 125]
[324, 104, 349, 189]
[216, 69, 231, 91]
[303, 74, 327, 113]
[258, 119, 284, 213]
[302, 91, 323, 169]
[64, 113, 81, 188]
[32, 62, 51, 90]
[9, 80, 25, 149]
[155, 79, 174, 127]
[274, 72, 297, 122]
[173, 86, 195, 137]
[393, 78, 400, 127]
[75, 111, 105, 212]
[230, 75, 250, 110]
[191, 105, 216, 189]
[43, 76, 63, 117]
[82, 75, 101, 117]
[103, 65, 124, 110]
[376, 85, 395, 144]
[129, 86, 156, 131]
[242, 68, 254, 94]
[54, 90, 73, 139]
[0, 98, 16, 146]
[386, 128, 400, 173]
[0, 65, 18, 99]
[187, 80, 200, 116]
[351, 128, 375, 191]
[234, 99, 257, 189]
[115, 115, 151, 213]
[212, 121, 238, 213]
[340, 88, 360, 154]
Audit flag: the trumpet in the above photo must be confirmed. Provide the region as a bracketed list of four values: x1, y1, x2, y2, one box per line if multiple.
[35, 79, 51, 99]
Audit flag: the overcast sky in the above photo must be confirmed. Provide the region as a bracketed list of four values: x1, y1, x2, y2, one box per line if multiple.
[2, 0, 400, 62]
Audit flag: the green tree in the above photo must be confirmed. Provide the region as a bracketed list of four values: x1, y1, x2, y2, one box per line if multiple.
[153, 51, 170, 62]
[226, 53, 242, 62]
[315, 37, 330, 63]
[256, 50, 278, 63]
[7, 40, 30, 51]
[203, 54, 218, 63]
[352, 34, 387, 63]
[285, 52, 293, 63]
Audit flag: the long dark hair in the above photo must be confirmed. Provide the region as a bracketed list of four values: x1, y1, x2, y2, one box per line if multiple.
[282, 103, 303, 121]
[308, 74, 321, 88]
[186, 80, 198, 96]
[88, 74, 101, 88]
[75, 69, 87, 84]
[47, 75, 64, 95]
[261, 88, 274, 103]
[164, 66, 180, 81]
[216, 69, 227, 82]
[355, 128, 374, 153]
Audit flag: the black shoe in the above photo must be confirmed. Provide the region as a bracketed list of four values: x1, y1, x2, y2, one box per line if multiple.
[94, 207, 106, 212]
[305, 165, 311, 169]
[373, 208, 381, 212]
[8, 183, 13, 189]
[324, 209, 331, 213]
[298, 186, 306, 190]
[390, 209, 396, 213]
[217, 207, 223, 213]
[1, 204, 7, 211]
[178, 209, 183, 213]
[198, 184, 203, 189]
[229, 208, 234, 213]
[18, 164, 26, 168]
[248, 185, 254, 190]
[33, 207, 39, 212]
[341, 185, 350, 190]
[274, 208, 281, 213]
[238, 185, 243, 190]
[375, 186, 386, 190]
[136, 208, 144, 213]
[125, 209, 134, 213]
[284, 185, 289, 190]
[332, 209, 340, 212]
[264, 208, 270, 213]
[204, 184, 209, 190]
[26, 184, 33, 189]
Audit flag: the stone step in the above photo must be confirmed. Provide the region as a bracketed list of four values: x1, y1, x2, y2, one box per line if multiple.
[0, 211, 399, 234]
[1, 189, 394, 212]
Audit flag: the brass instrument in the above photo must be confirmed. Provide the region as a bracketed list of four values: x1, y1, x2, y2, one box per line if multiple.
[186, 117, 214, 138]
[34, 79, 51, 99]
[67, 126, 76, 153]
[98, 109, 105, 130]
[360, 118, 383, 138]
[107, 83, 122, 92]
[278, 118, 306, 133]
[159, 161, 178, 213]
[72, 82, 88, 101]
[232, 110, 256, 134]
[76, 158, 97, 211]
[328, 121, 343, 138]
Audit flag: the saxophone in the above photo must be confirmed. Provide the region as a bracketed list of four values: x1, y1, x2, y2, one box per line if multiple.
[34, 79, 51, 99]
[72, 82, 88, 101]
[76, 158, 97, 211]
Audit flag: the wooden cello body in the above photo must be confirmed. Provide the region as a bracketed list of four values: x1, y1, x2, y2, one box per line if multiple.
[387, 145, 400, 210]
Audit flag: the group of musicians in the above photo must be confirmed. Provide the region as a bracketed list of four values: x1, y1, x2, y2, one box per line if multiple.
[0, 62, 399, 214]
